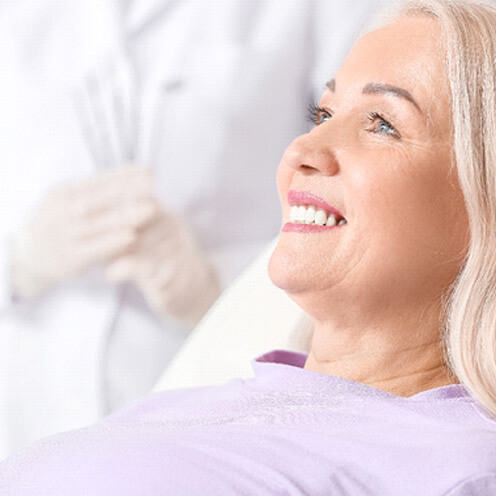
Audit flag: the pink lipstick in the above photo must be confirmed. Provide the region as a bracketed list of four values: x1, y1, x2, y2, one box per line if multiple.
[287, 190, 344, 218]
[283, 190, 346, 233]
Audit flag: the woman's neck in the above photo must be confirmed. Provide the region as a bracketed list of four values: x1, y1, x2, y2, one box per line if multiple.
[304, 313, 456, 397]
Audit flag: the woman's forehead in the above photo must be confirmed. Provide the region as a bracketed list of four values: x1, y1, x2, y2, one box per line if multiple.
[328, 16, 449, 115]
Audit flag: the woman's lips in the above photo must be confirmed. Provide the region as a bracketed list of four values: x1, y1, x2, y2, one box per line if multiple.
[287, 190, 344, 219]
[283, 190, 346, 233]
[282, 223, 340, 233]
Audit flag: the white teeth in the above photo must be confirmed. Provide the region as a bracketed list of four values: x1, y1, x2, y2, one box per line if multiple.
[289, 205, 299, 222]
[314, 209, 327, 226]
[305, 206, 316, 224]
[297, 206, 307, 223]
[289, 204, 346, 227]
[326, 214, 337, 227]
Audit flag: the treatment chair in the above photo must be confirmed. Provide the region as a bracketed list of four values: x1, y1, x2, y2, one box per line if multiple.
[154, 240, 313, 391]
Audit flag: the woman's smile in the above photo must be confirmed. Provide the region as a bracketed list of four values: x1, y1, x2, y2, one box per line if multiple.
[283, 189, 347, 232]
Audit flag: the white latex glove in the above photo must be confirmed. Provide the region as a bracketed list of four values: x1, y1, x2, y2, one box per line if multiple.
[11, 166, 158, 298]
[105, 205, 221, 328]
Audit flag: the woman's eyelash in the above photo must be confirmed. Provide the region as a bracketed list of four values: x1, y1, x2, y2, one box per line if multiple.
[306, 104, 400, 138]
[306, 103, 332, 125]
[367, 112, 399, 138]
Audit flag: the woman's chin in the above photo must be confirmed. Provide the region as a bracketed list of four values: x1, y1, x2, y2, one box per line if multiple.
[268, 237, 311, 294]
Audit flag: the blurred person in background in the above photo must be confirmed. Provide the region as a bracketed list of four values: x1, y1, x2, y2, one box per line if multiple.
[0, 0, 382, 457]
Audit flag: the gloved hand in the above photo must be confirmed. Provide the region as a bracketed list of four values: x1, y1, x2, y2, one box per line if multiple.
[11, 166, 158, 298]
[105, 205, 221, 328]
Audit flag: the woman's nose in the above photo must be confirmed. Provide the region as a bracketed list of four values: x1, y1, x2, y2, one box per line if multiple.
[281, 128, 340, 176]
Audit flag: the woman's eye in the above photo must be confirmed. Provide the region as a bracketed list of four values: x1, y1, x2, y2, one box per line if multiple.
[306, 105, 400, 138]
[307, 103, 332, 126]
[367, 112, 400, 138]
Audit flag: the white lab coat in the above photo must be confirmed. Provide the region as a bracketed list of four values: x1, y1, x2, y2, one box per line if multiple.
[0, 0, 383, 457]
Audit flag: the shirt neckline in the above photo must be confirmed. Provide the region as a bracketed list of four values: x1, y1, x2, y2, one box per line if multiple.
[253, 350, 472, 402]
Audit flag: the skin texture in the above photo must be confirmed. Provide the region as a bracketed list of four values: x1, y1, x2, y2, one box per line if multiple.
[268, 16, 470, 397]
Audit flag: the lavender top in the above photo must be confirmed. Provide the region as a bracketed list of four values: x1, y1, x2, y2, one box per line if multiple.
[1, 350, 495, 495]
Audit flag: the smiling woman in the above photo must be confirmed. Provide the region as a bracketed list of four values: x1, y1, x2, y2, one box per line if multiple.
[269, 11, 469, 398]
[1, 1, 496, 495]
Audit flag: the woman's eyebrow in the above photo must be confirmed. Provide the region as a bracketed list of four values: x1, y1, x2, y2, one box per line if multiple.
[325, 79, 422, 114]
[326, 79, 336, 92]
[362, 82, 421, 113]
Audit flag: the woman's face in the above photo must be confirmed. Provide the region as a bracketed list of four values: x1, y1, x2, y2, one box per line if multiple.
[269, 16, 469, 321]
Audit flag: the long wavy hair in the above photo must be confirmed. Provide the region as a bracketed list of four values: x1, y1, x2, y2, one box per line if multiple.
[377, 0, 496, 414]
